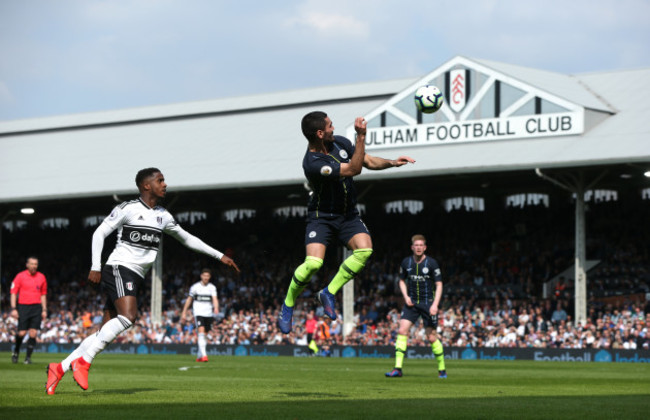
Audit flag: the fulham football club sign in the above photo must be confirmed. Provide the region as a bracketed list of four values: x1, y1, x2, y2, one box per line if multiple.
[348, 56, 586, 150]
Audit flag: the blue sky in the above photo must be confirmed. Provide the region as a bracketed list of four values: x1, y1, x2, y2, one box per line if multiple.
[1, 0, 649, 121]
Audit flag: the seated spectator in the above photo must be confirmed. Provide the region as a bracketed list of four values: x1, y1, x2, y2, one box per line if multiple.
[551, 302, 568, 324]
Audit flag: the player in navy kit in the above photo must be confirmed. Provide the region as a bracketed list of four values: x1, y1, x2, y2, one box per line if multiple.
[386, 234, 446, 378]
[278, 111, 415, 333]
[46, 168, 240, 394]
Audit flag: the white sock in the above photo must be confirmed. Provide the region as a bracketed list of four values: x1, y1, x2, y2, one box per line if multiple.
[82, 315, 132, 363]
[198, 333, 206, 358]
[61, 332, 97, 372]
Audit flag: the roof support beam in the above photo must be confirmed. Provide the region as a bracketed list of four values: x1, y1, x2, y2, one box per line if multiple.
[535, 168, 608, 326]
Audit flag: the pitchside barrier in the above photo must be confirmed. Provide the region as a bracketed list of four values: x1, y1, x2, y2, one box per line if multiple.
[1, 343, 649, 363]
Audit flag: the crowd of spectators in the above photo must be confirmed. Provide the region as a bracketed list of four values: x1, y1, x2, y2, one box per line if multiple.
[1, 193, 648, 351]
[1, 291, 648, 351]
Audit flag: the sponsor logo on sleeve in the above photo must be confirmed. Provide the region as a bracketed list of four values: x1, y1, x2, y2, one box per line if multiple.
[320, 165, 333, 176]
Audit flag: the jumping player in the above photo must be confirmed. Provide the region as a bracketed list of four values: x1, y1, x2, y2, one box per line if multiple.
[277, 111, 415, 333]
[386, 234, 446, 378]
[45, 168, 240, 394]
[181, 268, 219, 362]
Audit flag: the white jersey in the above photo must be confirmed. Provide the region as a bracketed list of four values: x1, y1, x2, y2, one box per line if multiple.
[91, 198, 223, 278]
[189, 281, 218, 317]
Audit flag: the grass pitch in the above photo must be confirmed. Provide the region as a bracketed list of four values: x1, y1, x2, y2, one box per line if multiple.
[1, 352, 648, 419]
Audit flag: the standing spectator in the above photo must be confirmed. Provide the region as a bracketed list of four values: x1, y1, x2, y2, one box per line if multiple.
[181, 268, 219, 362]
[315, 318, 331, 356]
[554, 277, 567, 298]
[10, 256, 48, 364]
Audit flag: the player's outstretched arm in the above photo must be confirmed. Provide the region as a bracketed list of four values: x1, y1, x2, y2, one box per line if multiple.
[219, 255, 240, 273]
[166, 224, 240, 272]
[363, 154, 415, 170]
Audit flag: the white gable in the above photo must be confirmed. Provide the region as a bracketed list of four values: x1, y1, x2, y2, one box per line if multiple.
[346, 56, 613, 150]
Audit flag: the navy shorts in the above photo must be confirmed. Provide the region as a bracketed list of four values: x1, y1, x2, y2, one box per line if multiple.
[101, 265, 143, 311]
[305, 212, 370, 246]
[401, 303, 438, 329]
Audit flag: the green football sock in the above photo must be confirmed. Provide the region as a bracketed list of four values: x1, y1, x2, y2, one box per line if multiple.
[284, 256, 323, 307]
[432, 339, 446, 371]
[395, 334, 408, 369]
[326, 248, 373, 295]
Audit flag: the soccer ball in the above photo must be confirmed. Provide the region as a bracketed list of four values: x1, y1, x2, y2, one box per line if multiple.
[414, 85, 444, 114]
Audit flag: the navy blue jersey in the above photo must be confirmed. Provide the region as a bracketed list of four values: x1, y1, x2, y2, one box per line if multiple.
[303, 135, 358, 217]
[399, 255, 442, 305]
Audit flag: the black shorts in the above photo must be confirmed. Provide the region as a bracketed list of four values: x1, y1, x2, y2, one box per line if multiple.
[101, 265, 143, 311]
[17, 304, 42, 330]
[195, 316, 214, 331]
[305, 212, 370, 246]
[401, 303, 438, 329]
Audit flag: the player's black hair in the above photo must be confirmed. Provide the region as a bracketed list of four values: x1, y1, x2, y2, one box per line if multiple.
[201, 268, 212, 275]
[26, 256, 39, 262]
[301, 111, 328, 142]
[135, 167, 161, 190]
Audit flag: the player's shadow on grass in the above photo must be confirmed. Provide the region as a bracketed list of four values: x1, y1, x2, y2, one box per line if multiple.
[91, 387, 158, 395]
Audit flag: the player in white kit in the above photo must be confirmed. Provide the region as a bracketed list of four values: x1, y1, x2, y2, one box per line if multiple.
[181, 268, 219, 362]
[46, 168, 240, 394]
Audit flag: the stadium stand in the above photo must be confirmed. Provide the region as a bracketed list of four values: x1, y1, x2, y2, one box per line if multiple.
[1, 193, 648, 350]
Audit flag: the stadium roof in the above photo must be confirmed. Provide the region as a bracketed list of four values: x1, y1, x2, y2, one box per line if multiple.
[1, 56, 649, 206]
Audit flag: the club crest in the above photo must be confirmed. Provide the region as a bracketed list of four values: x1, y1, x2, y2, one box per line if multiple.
[450, 69, 467, 113]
